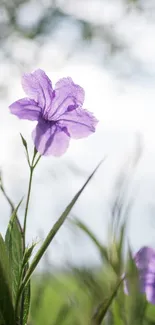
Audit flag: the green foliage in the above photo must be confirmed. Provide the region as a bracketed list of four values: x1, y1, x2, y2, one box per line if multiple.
[124, 247, 147, 325]
[21, 161, 103, 289]
[4, 201, 37, 325]
[20, 134, 30, 166]
[29, 150, 155, 325]
[52, 302, 74, 325]
[0, 233, 15, 325]
[5, 201, 23, 305]
[0, 139, 152, 325]
[91, 278, 123, 325]
[20, 134, 28, 151]
[23, 243, 37, 268]
[20, 243, 37, 325]
[21, 280, 31, 325]
[73, 219, 109, 263]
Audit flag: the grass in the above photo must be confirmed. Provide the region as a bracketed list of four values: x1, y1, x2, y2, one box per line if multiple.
[30, 272, 93, 325]
[29, 269, 155, 325]
[29, 147, 152, 325]
[30, 268, 155, 325]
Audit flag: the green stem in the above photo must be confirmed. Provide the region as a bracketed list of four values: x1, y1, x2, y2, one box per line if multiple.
[19, 148, 40, 325]
[23, 150, 37, 239]
[0, 179, 23, 237]
[23, 167, 33, 238]
[33, 154, 41, 169]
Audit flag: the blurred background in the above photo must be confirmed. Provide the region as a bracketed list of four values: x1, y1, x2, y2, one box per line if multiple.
[1, 0, 155, 324]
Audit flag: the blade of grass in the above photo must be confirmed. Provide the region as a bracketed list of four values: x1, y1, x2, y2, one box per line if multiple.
[91, 277, 123, 325]
[73, 219, 108, 262]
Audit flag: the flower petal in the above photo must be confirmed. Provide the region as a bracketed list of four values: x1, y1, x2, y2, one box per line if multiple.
[134, 246, 155, 303]
[49, 77, 85, 120]
[9, 98, 41, 121]
[32, 120, 70, 156]
[145, 272, 155, 304]
[57, 107, 98, 139]
[134, 247, 155, 269]
[22, 69, 54, 111]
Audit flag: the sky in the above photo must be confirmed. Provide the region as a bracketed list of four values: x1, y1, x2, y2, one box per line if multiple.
[1, 0, 155, 269]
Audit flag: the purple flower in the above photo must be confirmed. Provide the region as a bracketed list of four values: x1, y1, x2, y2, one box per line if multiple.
[124, 246, 155, 304]
[9, 69, 98, 156]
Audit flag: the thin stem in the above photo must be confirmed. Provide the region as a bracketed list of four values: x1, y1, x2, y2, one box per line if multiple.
[33, 154, 41, 169]
[23, 167, 33, 238]
[19, 148, 40, 325]
[23, 150, 37, 238]
[0, 183, 14, 213]
[0, 177, 23, 239]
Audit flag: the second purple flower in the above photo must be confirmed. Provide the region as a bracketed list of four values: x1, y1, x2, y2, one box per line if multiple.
[125, 246, 155, 304]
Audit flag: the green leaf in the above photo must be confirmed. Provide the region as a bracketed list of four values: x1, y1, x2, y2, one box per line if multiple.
[20, 134, 30, 166]
[112, 299, 124, 325]
[117, 222, 126, 266]
[126, 245, 140, 292]
[20, 243, 36, 325]
[126, 292, 147, 325]
[20, 280, 31, 325]
[23, 243, 37, 268]
[91, 277, 123, 325]
[53, 303, 72, 325]
[21, 160, 103, 290]
[72, 267, 104, 301]
[20, 134, 28, 150]
[0, 233, 15, 325]
[73, 219, 119, 276]
[125, 245, 147, 325]
[5, 201, 23, 305]
[19, 243, 36, 325]
[73, 219, 108, 262]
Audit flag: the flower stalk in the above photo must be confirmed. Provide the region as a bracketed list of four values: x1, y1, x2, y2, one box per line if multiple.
[23, 148, 38, 239]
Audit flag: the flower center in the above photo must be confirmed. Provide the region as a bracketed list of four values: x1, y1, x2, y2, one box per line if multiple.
[42, 115, 56, 127]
